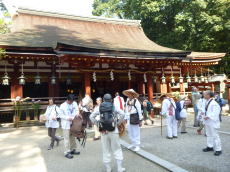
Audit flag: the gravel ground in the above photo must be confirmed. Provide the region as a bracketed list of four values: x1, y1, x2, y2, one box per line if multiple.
[0, 126, 167, 172]
[123, 126, 230, 172]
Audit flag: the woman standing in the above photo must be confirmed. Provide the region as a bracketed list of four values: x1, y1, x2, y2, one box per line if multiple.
[177, 95, 189, 134]
[44, 98, 61, 150]
[123, 89, 143, 152]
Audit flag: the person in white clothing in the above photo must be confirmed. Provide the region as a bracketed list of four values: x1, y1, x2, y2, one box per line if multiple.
[44, 98, 62, 150]
[90, 94, 125, 172]
[202, 90, 222, 156]
[177, 95, 189, 134]
[123, 89, 143, 152]
[59, 94, 80, 159]
[80, 94, 93, 128]
[92, 97, 102, 141]
[197, 92, 206, 135]
[114, 92, 125, 111]
[160, 94, 177, 139]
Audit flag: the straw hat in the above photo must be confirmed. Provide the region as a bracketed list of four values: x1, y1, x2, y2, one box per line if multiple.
[179, 95, 187, 101]
[122, 89, 139, 98]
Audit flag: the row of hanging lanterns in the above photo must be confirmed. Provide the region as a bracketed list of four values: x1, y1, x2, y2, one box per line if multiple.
[161, 67, 211, 84]
[1, 63, 62, 86]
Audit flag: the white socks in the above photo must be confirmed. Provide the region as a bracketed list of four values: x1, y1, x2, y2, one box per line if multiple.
[104, 163, 112, 172]
[117, 160, 125, 172]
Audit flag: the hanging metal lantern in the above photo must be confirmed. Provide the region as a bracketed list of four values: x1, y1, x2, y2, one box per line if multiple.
[179, 76, 184, 83]
[161, 75, 166, 83]
[66, 77, 72, 85]
[2, 73, 10, 85]
[200, 75, 205, 82]
[18, 74, 26, 85]
[186, 75, 191, 83]
[34, 74, 41, 85]
[18, 63, 26, 85]
[194, 70, 198, 83]
[2, 65, 10, 85]
[153, 76, 157, 83]
[204, 76, 208, 83]
[51, 75, 56, 85]
[170, 75, 175, 84]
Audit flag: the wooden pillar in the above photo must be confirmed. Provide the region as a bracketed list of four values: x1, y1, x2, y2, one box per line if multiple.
[147, 75, 153, 102]
[84, 73, 91, 97]
[160, 83, 167, 94]
[11, 65, 23, 99]
[211, 83, 215, 92]
[179, 83, 185, 93]
[167, 82, 172, 93]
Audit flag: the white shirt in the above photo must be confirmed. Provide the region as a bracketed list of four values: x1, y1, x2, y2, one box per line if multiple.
[197, 98, 206, 121]
[204, 98, 221, 128]
[44, 104, 60, 128]
[161, 98, 176, 117]
[179, 100, 187, 118]
[114, 96, 125, 111]
[81, 96, 93, 112]
[59, 101, 79, 129]
[124, 98, 143, 121]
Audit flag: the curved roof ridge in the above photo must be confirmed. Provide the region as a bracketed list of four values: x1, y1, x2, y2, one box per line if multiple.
[16, 7, 141, 26]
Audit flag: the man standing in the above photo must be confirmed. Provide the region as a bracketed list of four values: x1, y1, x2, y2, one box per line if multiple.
[60, 94, 80, 159]
[114, 92, 125, 111]
[192, 87, 201, 127]
[160, 94, 177, 139]
[90, 94, 125, 172]
[202, 90, 222, 156]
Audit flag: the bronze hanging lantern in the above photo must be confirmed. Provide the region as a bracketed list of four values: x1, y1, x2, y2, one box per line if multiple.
[2, 65, 10, 85]
[18, 63, 26, 85]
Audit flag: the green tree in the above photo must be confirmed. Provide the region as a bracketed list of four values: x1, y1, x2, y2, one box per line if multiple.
[93, 0, 230, 76]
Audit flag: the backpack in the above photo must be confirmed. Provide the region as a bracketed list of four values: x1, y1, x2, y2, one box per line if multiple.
[147, 101, 154, 112]
[99, 102, 116, 132]
[70, 115, 87, 147]
[215, 98, 226, 108]
[175, 101, 182, 120]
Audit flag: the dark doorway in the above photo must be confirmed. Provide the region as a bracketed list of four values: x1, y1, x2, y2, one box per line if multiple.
[0, 85, 10, 99]
[23, 82, 48, 98]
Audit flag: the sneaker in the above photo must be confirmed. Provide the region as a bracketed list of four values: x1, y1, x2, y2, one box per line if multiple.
[133, 146, 140, 152]
[203, 147, 214, 152]
[118, 167, 126, 172]
[214, 151, 222, 156]
[47, 145, 53, 150]
[173, 136, 178, 138]
[128, 145, 134, 149]
[181, 132, 187, 134]
[70, 149, 80, 155]
[65, 153, 73, 159]
[166, 136, 173, 139]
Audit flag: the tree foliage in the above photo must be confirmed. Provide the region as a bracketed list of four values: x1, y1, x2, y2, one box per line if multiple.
[93, 0, 230, 76]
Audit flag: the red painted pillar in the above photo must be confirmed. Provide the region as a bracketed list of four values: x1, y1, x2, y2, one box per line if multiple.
[84, 73, 91, 97]
[11, 65, 23, 99]
[211, 83, 215, 92]
[180, 83, 185, 93]
[167, 82, 172, 93]
[160, 83, 167, 94]
[147, 74, 153, 102]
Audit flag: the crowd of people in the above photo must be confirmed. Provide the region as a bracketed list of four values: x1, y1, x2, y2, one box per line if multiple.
[41, 87, 225, 172]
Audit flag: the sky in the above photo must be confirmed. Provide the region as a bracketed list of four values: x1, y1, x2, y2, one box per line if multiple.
[2, 0, 94, 16]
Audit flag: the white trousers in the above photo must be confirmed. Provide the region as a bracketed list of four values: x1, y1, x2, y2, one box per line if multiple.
[94, 124, 101, 138]
[128, 124, 140, 146]
[63, 129, 77, 155]
[166, 115, 177, 137]
[205, 125, 221, 151]
[101, 132, 123, 163]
